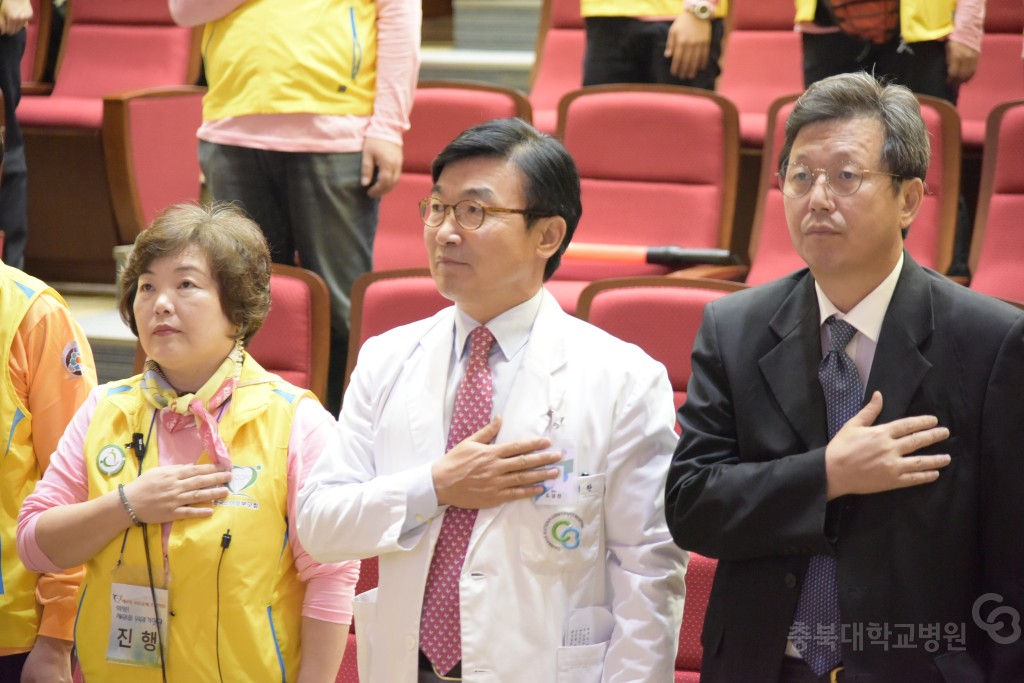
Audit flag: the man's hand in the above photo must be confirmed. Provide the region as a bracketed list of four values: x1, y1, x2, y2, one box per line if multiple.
[21, 635, 72, 683]
[0, 0, 32, 36]
[432, 416, 563, 509]
[825, 391, 951, 500]
[361, 137, 403, 198]
[946, 40, 979, 86]
[664, 11, 711, 80]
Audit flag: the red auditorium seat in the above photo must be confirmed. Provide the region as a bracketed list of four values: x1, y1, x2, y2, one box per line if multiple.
[345, 268, 449, 390]
[576, 276, 743, 417]
[246, 264, 331, 405]
[968, 100, 1024, 302]
[551, 84, 741, 313]
[18, 0, 204, 283]
[717, 2, 804, 149]
[374, 81, 531, 272]
[529, 0, 584, 135]
[678, 92, 961, 284]
[957, 0, 1024, 151]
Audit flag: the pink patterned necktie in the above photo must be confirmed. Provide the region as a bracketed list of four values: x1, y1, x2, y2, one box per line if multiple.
[420, 325, 496, 676]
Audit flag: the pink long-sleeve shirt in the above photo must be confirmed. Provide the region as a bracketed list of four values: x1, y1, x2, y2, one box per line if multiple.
[168, 0, 421, 153]
[18, 387, 357, 624]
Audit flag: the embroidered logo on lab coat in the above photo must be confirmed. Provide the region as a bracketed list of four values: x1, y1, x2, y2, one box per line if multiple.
[544, 512, 583, 550]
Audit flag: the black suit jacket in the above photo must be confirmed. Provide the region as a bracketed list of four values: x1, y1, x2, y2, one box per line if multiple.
[666, 256, 1024, 682]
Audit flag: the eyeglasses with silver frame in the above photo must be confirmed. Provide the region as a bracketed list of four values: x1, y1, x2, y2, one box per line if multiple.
[777, 160, 904, 199]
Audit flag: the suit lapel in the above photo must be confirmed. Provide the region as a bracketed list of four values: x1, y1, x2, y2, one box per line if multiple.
[863, 256, 933, 423]
[759, 274, 829, 450]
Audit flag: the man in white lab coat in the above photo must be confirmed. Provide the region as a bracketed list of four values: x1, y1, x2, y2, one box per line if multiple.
[297, 117, 687, 683]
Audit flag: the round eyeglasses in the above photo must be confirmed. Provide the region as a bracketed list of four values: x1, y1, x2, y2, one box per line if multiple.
[777, 161, 904, 199]
[418, 197, 535, 231]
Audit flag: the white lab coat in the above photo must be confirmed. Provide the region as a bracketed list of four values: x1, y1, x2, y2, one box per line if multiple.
[298, 289, 687, 682]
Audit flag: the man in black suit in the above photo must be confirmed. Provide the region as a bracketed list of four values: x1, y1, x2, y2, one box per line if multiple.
[666, 71, 1024, 682]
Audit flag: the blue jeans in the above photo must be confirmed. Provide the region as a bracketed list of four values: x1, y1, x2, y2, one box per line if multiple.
[199, 141, 379, 413]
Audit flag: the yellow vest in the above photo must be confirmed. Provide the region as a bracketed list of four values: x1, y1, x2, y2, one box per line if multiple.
[201, 0, 378, 121]
[0, 265, 67, 648]
[75, 357, 310, 682]
[794, 0, 955, 43]
[581, 0, 728, 19]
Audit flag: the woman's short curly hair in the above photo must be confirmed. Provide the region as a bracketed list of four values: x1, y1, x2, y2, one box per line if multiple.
[118, 202, 272, 345]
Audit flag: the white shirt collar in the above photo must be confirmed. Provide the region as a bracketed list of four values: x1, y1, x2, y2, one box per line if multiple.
[453, 288, 545, 361]
[814, 252, 904, 342]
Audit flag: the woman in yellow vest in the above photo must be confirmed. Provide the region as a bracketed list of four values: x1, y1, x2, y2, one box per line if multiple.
[17, 203, 358, 682]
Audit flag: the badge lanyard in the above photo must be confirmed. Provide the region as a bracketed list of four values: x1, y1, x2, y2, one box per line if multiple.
[108, 410, 168, 682]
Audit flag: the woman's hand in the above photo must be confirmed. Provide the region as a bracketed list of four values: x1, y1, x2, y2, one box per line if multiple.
[122, 464, 233, 524]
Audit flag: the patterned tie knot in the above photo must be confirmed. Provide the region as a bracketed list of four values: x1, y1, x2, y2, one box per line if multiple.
[467, 326, 495, 366]
[825, 316, 857, 354]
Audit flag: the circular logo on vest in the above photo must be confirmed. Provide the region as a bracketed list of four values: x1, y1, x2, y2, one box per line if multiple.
[62, 341, 84, 377]
[543, 512, 583, 550]
[97, 444, 127, 476]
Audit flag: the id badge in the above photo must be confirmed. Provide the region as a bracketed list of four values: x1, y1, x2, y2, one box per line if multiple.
[106, 582, 168, 668]
[535, 450, 577, 506]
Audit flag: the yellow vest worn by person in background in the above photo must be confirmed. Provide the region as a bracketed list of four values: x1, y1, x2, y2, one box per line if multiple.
[0, 266, 70, 647]
[582, 0, 728, 20]
[75, 357, 310, 682]
[201, 0, 378, 120]
[794, 0, 956, 43]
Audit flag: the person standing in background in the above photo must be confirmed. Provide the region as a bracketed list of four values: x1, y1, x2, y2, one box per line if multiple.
[169, 0, 421, 415]
[0, 0, 32, 267]
[0, 262, 96, 683]
[582, 0, 728, 88]
[795, 0, 984, 103]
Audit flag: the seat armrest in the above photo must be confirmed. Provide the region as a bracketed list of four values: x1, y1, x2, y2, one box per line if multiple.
[668, 264, 750, 281]
[103, 86, 206, 243]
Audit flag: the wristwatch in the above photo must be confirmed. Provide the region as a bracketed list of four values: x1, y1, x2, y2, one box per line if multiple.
[684, 0, 715, 20]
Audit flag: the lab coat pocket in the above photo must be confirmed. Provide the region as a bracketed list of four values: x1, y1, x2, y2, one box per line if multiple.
[519, 474, 605, 573]
[555, 641, 607, 683]
[353, 588, 378, 680]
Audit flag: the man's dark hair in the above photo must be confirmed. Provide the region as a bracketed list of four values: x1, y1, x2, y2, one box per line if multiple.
[777, 72, 930, 238]
[432, 117, 582, 281]
[778, 71, 930, 186]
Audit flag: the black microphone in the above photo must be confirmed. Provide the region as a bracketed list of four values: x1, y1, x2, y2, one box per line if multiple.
[131, 433, 146, 468]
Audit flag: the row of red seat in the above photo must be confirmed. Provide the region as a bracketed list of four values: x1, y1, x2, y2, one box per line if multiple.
[374, 81, 1024, 308]
[530, 0, 1024, 151]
